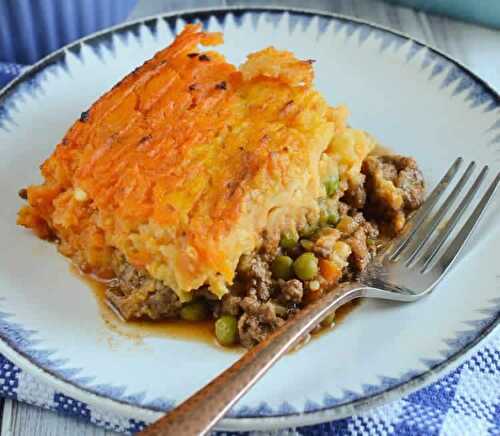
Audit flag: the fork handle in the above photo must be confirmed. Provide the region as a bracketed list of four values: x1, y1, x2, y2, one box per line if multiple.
[139, 282, 366, 436]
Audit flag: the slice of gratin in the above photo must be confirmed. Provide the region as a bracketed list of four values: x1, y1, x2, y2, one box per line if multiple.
[19, 24, 426, 347]
[18, 24, 375, 302]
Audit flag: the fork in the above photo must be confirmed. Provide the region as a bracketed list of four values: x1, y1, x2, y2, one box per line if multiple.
[140, 158, 499, 436]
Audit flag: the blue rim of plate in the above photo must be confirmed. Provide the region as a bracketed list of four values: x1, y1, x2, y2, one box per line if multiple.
[0, 5, 499, 429]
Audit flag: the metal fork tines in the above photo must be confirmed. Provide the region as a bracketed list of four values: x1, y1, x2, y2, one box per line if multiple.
[143, 158, 499, 436]
[387, 159, 500, 278]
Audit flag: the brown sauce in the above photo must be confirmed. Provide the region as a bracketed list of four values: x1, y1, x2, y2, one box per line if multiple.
[82, 274, 223, 346]
[74, 268, 361, 352]
[308, 299, 360, 339]
[330, 298, 360, 324]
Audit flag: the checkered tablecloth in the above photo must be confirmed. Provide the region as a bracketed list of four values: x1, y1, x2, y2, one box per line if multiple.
[1, 62, 499, 435]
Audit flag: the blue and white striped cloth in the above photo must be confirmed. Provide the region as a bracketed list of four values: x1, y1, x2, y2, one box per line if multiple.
[1, 62, 499, 435]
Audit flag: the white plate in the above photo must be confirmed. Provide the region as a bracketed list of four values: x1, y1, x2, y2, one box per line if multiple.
[0, 7, 498, 432]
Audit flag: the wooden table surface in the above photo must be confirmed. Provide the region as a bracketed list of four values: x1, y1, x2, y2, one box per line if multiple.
[1, 1, 498, 435]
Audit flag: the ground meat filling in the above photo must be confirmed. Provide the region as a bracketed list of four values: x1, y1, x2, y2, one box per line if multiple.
[337, 207, 380, 274]
[105, 154, 424, 348]
[280, 279, 304, 303]
[362, 155, 424, 233]
[238, 255, 273, 301]
[342, 176, 367, 209]
[106, 253, 181, 320]
[222, 255, 287, 348]
[346, 228, 371, 272]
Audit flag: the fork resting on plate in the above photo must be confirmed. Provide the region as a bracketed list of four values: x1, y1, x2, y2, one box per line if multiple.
[140, 157, 499, 436]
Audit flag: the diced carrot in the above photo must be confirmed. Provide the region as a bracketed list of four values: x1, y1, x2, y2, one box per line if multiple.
[319, 259, 342, 283]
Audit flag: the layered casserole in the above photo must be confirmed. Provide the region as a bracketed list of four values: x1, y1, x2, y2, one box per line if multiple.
[18, 25, 424, 347]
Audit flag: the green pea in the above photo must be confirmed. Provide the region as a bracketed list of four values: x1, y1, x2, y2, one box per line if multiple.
[326, 210, 340, 225]
[280, 230, 299, 249]
[180, 300, 209, 321]
[215, 315, 238, 346]
[271, 255, 294, 280]
[293, 252, 318, 281]
[324, 176, 340, 197]
[301, 224, 317, 238]
[300, 239, 314, 251]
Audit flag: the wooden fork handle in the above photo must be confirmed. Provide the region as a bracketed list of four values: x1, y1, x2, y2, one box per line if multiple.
[139, 282, 365, 436]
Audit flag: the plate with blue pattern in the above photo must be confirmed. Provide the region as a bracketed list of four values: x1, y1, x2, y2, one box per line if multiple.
[0, 7, 498, 431]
